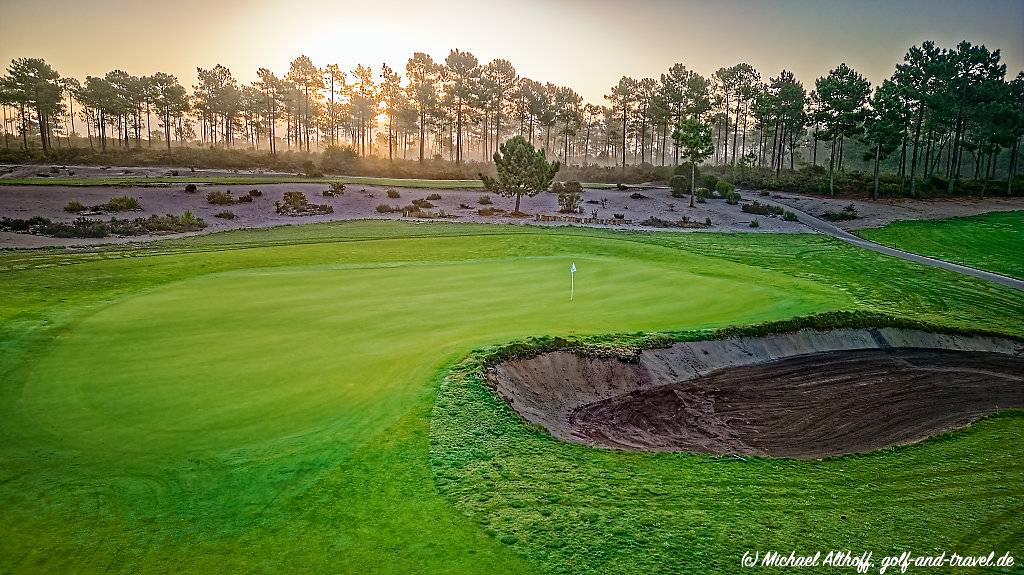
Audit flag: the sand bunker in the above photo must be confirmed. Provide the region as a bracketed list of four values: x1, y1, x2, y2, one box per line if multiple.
[487, 328, 1024, 458]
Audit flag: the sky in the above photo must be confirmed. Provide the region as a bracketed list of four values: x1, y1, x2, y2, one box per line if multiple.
[1, 0, 1022, 104]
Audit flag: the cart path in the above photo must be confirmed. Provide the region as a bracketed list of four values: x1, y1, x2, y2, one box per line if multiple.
[768, 197, 1024, 291]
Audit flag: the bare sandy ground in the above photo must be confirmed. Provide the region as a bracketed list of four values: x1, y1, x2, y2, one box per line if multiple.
[768, 192, 1024, 230]
[3, 166, 1023, 247]
[0, 182, 807, 248]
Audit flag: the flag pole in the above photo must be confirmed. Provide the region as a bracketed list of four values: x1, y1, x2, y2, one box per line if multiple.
[570, 262, 575, 301]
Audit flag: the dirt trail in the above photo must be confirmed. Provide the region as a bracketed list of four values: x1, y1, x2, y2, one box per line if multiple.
[489, 328, 1024, 459]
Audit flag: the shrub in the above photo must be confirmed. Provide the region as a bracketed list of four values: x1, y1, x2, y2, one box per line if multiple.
[615, 183, 628, 190]
[386, 189, 401, 199]
[783, 210, 799, 222]
[629, 192, 648, 199]
[477, 207, 503, 216]
[184, 183, 198, 193]
[0, 212, 206, 238]
[749, 219, 760, 228]
[715, 180, 735, 195]
[321, 145, 358, 173]
[412, 198, 435, 208]
[613, 213, 625, 219]
[458, 203, 472, 209]
[759, 190, 770, 196]
[206, 190, 235, 205]
[549, 181, 565, 194]
[426, 193, 442, 200]
[302, 160, 323, 178]
[248, 188, 263, 197]
[724, 190, 741, 205]
[64, 200, 85, 213]
[557, 186, 583, 213]
[701, 174, 719, 190]
[477, 195, 493, 205]
[328, 182, 345, 195]
[214, 211, 236, 220]
[694, 187, 711, 203]
[104, 196, 141, 211]
[281, 191, 307, 208]
[376, 204, 396, 214]
[705, 217, 712, 225]
[276, 191, 333, 216]
[669, 175, 691, 197]
[742, 200, 784, 216]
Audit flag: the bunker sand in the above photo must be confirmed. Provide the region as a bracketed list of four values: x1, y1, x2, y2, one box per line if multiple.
[489, 328, 1024, 458]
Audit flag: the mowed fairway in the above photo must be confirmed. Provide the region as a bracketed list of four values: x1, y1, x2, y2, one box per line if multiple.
[858, 210, 1024, 279]
[1, 225, 842, 573]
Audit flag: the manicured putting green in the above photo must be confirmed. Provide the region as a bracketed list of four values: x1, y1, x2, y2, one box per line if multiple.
[3, 233, 843, 573]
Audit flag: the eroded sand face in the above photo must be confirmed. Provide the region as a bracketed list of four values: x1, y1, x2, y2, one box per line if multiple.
[488, 329, 1024, 459]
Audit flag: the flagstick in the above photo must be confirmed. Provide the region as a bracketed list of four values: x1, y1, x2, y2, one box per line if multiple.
[570, 271, 574, 301]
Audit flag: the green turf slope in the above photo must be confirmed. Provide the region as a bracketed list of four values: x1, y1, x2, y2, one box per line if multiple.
[858, 210, 1024, 279]
[1, 220, 1021, 574]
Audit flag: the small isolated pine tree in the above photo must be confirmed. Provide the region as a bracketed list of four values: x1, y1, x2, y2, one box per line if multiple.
[480, 136, 560, 213]
[672, 118, 714, 208]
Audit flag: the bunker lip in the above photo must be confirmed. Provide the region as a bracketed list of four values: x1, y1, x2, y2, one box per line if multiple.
[486, 328, 1024, 459]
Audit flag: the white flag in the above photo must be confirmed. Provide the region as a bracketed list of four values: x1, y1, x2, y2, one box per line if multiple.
[570, 262, 576, 273]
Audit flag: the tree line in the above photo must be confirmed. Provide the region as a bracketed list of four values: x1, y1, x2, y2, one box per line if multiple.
[1, 41, 1021, 194]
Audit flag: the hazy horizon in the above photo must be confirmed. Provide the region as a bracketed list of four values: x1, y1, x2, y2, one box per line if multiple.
[1, 0, 1022, 103]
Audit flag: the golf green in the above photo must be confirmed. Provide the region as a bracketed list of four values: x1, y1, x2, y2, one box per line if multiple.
[1, 228, 841, 573]
[1, 221, 1021, 573]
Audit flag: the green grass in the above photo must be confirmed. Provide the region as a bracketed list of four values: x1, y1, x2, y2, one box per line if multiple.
[1, 220, 1022, 573]
[0, 174, 619, 189]
[858, 210, 1024, 279]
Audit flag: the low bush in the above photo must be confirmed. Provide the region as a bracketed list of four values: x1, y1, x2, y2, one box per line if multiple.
[104, 196, 141, 211]
[275, 191, 333, 216]
[184, 183, 198, 193]
[742, 200, 784, 216]
[248, 188, 263, 197]
[669, 175, 690, 197]
[783, 210, 799, 222]
[236, 194, 253, 203]
[477, 195, 493, 205]
[477, 207, 504, 216]
[705, 217, 712, 225]
[376, 204, 397, 214]
[386, 189, 401, 199]
[749, 219, 760, 228]
[302, 160, 323, 178]
[412, 198, 435, 208]
[715, 180, 735, 195]
[64, 200, 85, 213]
[629, 192, 648, 199]
[613, 213, 625, 219]
[557, 185, 583, 213]
[694, 187, 710, 203]
[206, 190, 235, 205]
[426, 193, 442, 200]
[639, 216, 708, 229]
[458, 203, 472, 209]
[214, 211, 236, 220]
[0, 212, 206, 238]
[724, 190, 741, 205]
[701, 174, 720, 191]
